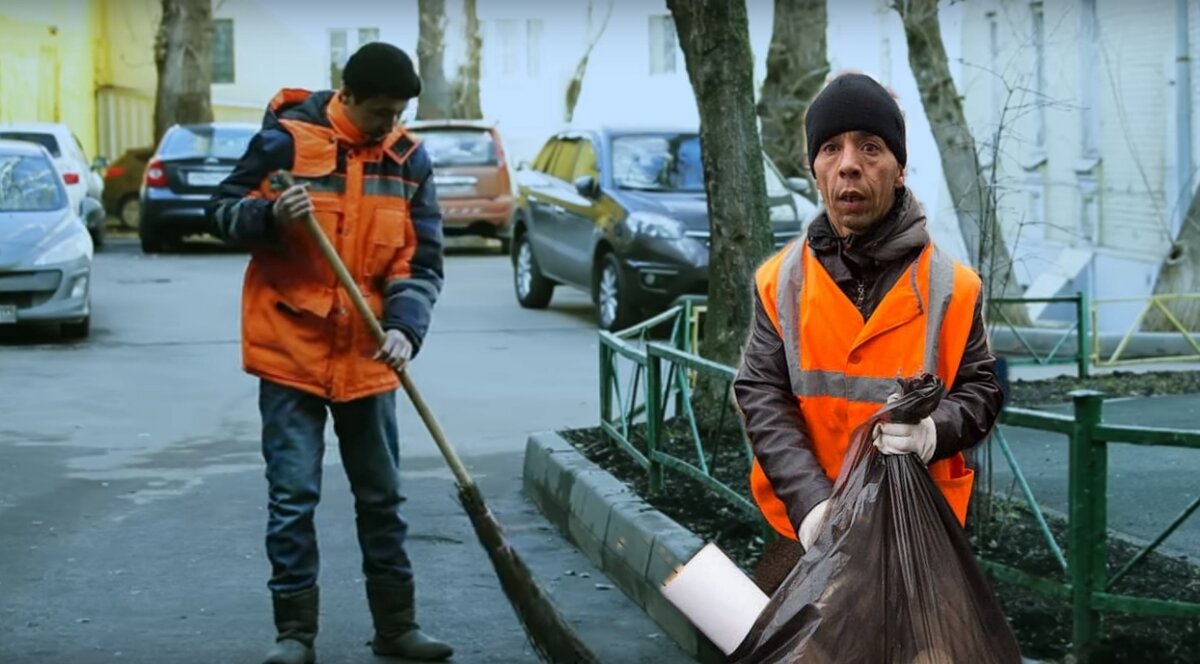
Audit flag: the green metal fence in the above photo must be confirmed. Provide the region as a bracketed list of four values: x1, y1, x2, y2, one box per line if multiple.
[987, 392, 1200, 661]
[598, 300, 762, 526]
[988, 293, 1091, 378]
[597, 302, 1199, 663]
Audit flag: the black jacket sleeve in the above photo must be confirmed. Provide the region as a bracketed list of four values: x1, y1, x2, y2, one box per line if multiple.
[733, 292, 833, 534]
[207, 129, 294, 244]
[930, 290, 1005, 460]
[381, 145, 444, 357]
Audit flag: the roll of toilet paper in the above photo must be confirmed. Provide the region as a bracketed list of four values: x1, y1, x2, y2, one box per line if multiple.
[660, 542, 769, 655]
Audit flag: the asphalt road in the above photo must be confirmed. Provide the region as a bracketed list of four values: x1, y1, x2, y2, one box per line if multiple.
[0, 237, 689, 663]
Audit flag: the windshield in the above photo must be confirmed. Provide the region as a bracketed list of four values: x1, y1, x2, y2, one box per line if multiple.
[0, 132, 61, 157]
[611, 134, 704, 192]
[0, 154, 67, 212]
[160, 125, 256, 160]
[418, 129, 498, 167]
[611, 133, 791, 196]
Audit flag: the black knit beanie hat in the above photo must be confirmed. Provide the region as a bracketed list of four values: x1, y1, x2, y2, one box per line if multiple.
[805, 73, 906, 168]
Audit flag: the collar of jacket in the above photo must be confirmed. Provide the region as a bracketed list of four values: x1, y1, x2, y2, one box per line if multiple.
[326, 93, 371, 146]
[264, 88, 418, 164]
[807, 187, 930, 267]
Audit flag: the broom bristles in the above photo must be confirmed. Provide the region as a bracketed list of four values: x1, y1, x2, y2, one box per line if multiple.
[458, 482, 600, 664]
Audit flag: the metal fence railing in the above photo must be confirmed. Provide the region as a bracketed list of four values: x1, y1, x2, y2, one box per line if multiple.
[988, 294, 1091, 378]
[594, 304, 1200, 663]
[990, 393, 1200, 661]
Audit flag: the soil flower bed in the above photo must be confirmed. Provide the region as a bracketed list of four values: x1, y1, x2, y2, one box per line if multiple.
[561, 370, 1200, 664]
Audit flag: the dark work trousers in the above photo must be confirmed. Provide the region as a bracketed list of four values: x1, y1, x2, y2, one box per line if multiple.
[258, 378, 412, 594]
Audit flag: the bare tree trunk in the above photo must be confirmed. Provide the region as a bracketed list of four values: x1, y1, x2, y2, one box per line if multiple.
[667, 0, 774, 369]
[895, 0, 1028, 322]
[564, 0, 615, 124]
[449, 0, 482, 120]
[416, 0, 451, 120]
[757, 0, 829, 192]
[153, 0, 213, 145]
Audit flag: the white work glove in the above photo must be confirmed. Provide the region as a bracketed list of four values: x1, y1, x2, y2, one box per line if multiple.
[374, 328, 412, 371]
[796, 499, 831, 551]
[874, 413, 938, 464]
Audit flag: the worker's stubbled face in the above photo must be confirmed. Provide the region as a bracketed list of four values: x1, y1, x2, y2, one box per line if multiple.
[342, 92, 408, 143]
[812, 130, 905, 236]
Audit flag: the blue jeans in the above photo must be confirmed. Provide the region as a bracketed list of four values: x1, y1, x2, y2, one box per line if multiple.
[259, 379, 413, 594]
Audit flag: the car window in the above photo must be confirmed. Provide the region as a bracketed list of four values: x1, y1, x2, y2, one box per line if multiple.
[532, 140, 559, 173]
[0, 132, 61, 157]
[417, 129, 498, 167]
[73, 134, 89, 162]
[160, 125, 256, 159]
[0, 153, 66, 211]
[611, 133, 705, 192]
[574, 140, 598, 181]
[548, 140, 581, 182]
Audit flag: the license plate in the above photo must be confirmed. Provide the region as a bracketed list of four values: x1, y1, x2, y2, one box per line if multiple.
[0, 305, 16, 324]
[187, 171, 229, 186]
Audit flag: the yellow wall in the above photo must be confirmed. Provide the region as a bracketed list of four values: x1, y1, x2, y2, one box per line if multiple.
[0, 0, 104, 158]
[99, 0, 160, 94]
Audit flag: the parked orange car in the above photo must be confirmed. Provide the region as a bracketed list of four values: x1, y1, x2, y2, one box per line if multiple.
[405, 120, 516, 254]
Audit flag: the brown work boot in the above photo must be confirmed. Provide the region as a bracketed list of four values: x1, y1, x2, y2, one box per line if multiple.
[263, 585, 318, 664]
[366, 579, 454, 661]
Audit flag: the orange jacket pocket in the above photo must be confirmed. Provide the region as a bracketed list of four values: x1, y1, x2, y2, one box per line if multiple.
[367, 207, 409, 278]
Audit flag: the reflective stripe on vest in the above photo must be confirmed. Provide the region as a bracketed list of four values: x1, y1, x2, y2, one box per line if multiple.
[363, 176, 418, 199]
[775, 241, 957, 402]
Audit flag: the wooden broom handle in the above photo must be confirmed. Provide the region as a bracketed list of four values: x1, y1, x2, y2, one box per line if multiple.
[276, 171, 476, 491]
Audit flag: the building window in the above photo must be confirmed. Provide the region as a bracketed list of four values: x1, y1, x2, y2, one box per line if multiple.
[649, 15, 678, 76]
[484, 19, 542, 79]
[1026, 172, 1047, 237]
[329, 28, 380, 88]
[212, 19, 234, 84]
[1031, 1, 1047, 155]
[1078, 174, 1101, 243]
[526, 19, 542, 77]
[1078, 0, 1102, 161]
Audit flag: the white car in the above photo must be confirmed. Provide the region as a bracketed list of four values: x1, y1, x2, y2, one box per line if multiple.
[0, 139, 97, 339]
[0, 122, 106, 246]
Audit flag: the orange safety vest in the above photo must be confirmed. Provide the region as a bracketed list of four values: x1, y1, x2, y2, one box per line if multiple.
[241, 89, 422, 402]
[750, 239, 981, 539]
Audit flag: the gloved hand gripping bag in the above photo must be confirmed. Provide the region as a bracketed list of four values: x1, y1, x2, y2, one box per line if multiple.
[728, 374, 1023, 664]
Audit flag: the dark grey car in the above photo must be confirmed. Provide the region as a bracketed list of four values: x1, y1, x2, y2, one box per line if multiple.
[139, 122, 257, 253]
[509, 127, 815, 330]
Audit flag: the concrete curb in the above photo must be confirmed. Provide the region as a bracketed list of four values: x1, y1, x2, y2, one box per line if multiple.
[522, 431, 725, 664]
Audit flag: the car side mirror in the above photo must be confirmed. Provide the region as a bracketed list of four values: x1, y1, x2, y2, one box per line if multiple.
[574, 175, 600, 199]
[517, 160, 531, 171]
[785, 177, 811, 195]
[92, 156, 109, 171]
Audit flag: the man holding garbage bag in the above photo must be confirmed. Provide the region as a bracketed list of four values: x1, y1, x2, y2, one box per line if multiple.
[733, 72, 1004, 567]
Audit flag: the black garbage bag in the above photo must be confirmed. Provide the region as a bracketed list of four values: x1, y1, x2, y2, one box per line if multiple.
[729, 374, 1023, 664]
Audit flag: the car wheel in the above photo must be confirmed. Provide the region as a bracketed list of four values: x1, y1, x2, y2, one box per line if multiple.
[596, 252, 637, 331]
[61, 316, 90, 340]
[89, 221, 106, 249]
[118, 195, 140, 230]
[513, 234, 554, 309]
[140, 219, 167, 254]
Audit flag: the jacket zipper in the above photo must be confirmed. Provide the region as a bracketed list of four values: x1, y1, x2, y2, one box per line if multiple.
[855, 280, 866, 314]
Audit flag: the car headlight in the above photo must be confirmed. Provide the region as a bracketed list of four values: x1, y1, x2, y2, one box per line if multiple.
[625, 212, 685, 240]
[34, 229, 93, 266]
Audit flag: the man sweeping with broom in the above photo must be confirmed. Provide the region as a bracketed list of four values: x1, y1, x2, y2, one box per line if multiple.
[207, 42, 453, 664]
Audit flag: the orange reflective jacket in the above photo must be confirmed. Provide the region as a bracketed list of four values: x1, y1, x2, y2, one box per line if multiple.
[750, 240, 981, 538]
[210, 89, 443, 402]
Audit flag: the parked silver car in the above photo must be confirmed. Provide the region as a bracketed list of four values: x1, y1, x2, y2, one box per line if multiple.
[0, 139, 97, 339]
